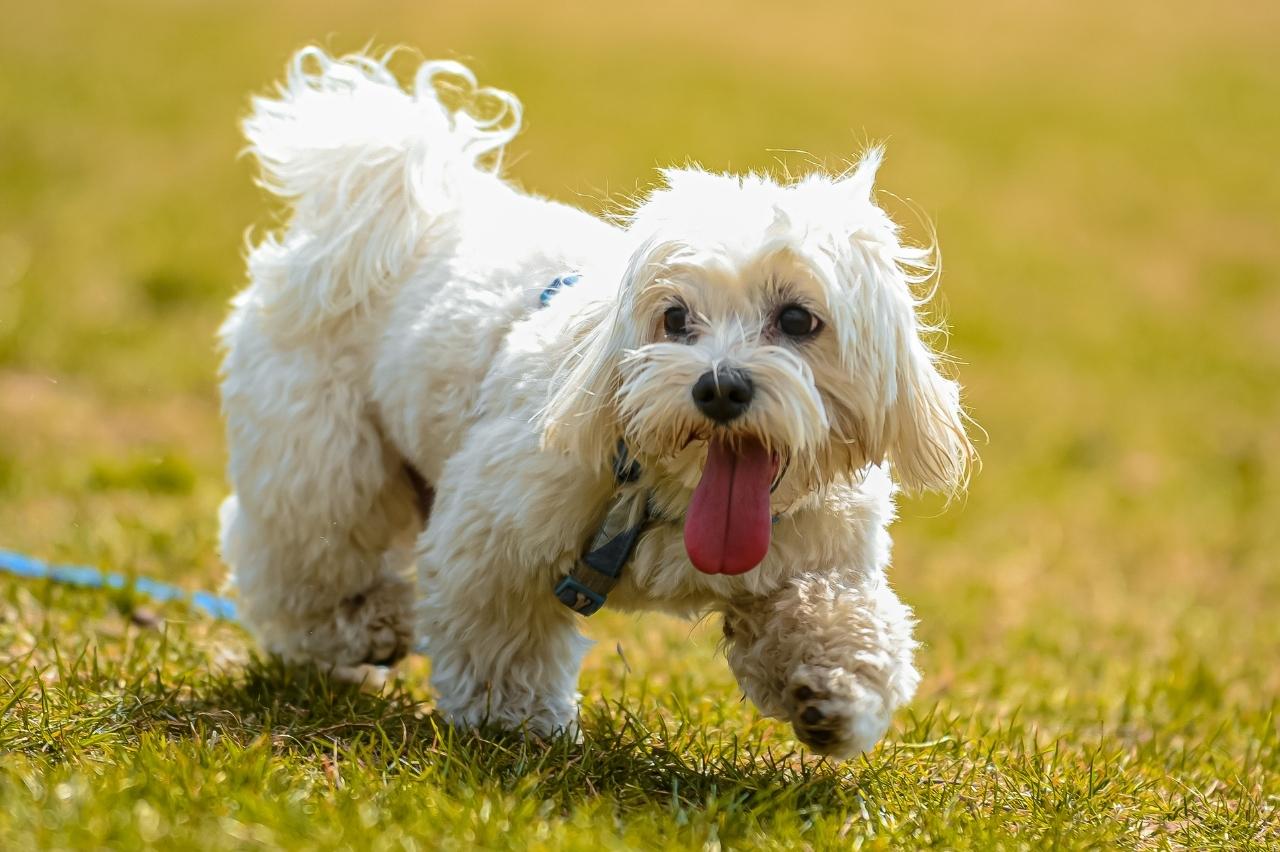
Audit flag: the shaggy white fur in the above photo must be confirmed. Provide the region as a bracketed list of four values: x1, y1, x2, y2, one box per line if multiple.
[217, 47, 973, 757]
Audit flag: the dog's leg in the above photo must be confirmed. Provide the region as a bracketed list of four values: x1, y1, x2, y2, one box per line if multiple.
[218, 330, 419, 674]
[417, 542, 589, 736]
[722, 573, 920, 757]
[414, 432, 591, 737]
[418, 579, 588, 737]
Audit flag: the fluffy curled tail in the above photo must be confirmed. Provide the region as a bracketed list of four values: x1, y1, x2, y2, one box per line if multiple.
[243, 47, 521, 331]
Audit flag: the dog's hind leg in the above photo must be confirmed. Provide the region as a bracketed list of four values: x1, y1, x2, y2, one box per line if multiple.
[218, 317, 420, 674]
[218, 48, 526, 678]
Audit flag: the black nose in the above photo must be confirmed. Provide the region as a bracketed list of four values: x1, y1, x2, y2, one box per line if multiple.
[691, 368, 754, 424]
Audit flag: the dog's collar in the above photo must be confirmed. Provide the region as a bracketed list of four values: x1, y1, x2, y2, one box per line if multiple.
[553, 440, 649, 616]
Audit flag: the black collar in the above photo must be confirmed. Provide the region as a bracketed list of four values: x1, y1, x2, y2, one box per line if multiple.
[553, 440, 649, 615]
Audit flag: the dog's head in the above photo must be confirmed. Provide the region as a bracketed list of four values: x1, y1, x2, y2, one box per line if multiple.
[543, 150, 973, 575]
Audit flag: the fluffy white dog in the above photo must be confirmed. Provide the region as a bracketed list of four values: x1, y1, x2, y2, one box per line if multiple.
[217, 48, 974, 757]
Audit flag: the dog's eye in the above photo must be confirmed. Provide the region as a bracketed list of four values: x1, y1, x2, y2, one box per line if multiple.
[777, 304, 820, 338]
[663, 306, 689, 337]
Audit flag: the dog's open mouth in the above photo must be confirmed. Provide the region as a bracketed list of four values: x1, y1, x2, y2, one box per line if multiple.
[683, 435, 779, 575]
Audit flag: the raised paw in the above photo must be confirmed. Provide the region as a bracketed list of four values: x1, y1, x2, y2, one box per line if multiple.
[787, 664, 891, 758]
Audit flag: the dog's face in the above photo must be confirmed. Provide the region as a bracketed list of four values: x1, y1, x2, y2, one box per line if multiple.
[544, 150, 973, 575]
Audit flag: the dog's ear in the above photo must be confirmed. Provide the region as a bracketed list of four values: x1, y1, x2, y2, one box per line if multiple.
[539, 298, 627, 473]
[883, 332, 974, 494]
[828, 149, 975, 493]
[540, 237, 672, 472]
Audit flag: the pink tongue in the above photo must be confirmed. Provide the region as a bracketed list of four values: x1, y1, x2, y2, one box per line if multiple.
[684, 437, 776, 575]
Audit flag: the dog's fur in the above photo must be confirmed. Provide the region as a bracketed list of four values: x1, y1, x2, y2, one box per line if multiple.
[217, 48, 974, 757]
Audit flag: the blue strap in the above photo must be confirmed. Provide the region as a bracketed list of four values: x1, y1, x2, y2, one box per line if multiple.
[539, 273, 581, 307]
[0, 548, 239, 621]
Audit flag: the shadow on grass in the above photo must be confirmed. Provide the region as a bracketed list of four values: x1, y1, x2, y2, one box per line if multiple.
[163, 658, 859, 813]
[0, 587, 870, 815]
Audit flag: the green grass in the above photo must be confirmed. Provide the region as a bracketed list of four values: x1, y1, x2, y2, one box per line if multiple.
[2, 0, 1278, 848]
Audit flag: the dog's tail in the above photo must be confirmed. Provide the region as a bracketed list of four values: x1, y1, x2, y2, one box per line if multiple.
[242, 47, 521, 331]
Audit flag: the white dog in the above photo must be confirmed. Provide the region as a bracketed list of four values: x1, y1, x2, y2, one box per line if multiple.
[217, 48, 974, 757]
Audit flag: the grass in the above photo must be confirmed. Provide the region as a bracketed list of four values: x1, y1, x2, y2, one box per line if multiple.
[1, 0, 1278, 847]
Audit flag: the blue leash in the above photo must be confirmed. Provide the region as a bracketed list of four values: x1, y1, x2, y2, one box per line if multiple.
[0, 548, 238, 621]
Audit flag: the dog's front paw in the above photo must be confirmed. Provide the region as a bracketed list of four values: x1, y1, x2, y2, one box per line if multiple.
[434, 688, 581, 741]
[787, 664, 891, 758]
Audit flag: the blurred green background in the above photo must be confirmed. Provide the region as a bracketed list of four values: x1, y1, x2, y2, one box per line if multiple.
[1, 0, 1278, 846]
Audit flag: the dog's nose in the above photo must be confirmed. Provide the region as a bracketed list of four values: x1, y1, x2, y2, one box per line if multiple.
[691, 368, 753, 424]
